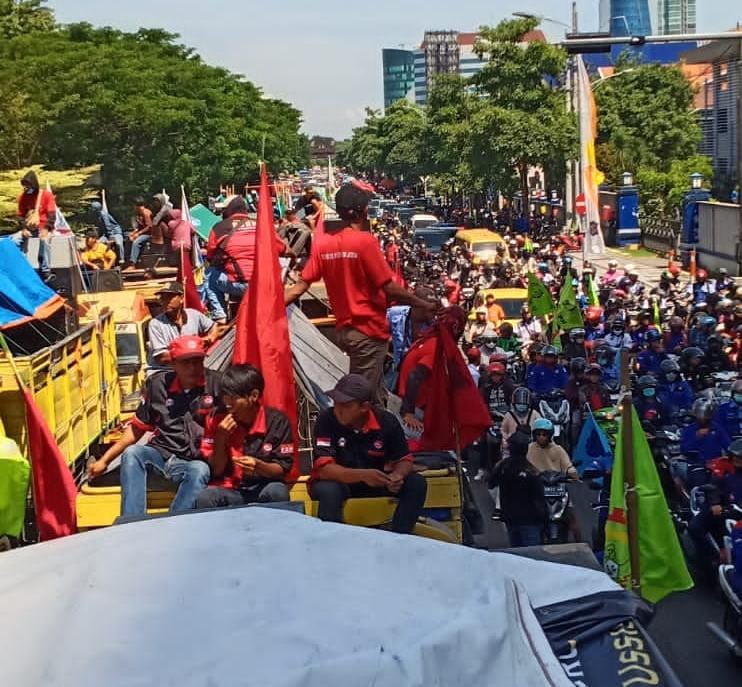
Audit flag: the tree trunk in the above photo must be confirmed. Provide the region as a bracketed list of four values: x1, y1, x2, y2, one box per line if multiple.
[519, 162, 529, 215]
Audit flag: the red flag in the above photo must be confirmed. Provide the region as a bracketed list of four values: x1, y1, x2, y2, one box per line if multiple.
[177, 246, 205, 313]
[23, 389, 77, 539]
[234, 165, 300, 481]
[314, 206, 325, 239]
[419, 325, 492, 451]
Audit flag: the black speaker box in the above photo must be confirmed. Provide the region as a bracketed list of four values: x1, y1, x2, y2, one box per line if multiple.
[89, 269, 123, 292]
[52, 267, 84, 300]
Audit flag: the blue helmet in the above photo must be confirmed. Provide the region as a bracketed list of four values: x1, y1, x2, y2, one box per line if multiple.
[646, 329, 662, 343]
[533, 418, 554, 436]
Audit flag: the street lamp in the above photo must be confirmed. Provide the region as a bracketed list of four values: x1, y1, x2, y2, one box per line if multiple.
[622, 171, 635, 187]
[512, 11, 571, 31]
[690, 172, 704, 190]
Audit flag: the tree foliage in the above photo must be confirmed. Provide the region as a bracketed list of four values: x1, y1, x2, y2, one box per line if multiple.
[637, 155, 713, 221]
[0, 6, 309, 212]
[0, 0, 54, 39]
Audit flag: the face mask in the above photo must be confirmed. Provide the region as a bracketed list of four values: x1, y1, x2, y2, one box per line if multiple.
[642, 388, 656, 398]
[734, 394, 742, 405]
[514, 403, 528, 414]
[665, 372, 678, 382]
[24, 186, 35, 195]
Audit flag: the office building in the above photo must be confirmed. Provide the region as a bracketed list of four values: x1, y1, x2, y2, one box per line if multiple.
[599, 0, 653, 36]
[382, 48, 416, 110]
[656, 0, 696, 35]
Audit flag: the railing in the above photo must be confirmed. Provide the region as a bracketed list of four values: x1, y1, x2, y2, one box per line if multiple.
[641, 218, 681, 255]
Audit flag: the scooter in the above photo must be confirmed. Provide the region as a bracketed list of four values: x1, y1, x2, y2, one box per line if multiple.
[541, 471, 571, 544]
[538, 390, 571, 451]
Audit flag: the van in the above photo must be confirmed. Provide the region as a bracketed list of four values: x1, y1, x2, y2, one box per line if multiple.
[411, 213, 439, 231]
[454, 229, 509, 265]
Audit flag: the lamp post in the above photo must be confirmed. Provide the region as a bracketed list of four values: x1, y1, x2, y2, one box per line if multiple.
[614, 170, 640, 246]
[689, 172, 704, 190]
[680, 172, 712, 266]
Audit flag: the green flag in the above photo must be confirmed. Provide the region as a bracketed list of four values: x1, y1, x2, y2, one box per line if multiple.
[586, 274, 600, 307]
[604, 404, 693, 603]
[653, 300, 661, 327]
[554, 278, 584, 332]
[527, 272, 554, 317]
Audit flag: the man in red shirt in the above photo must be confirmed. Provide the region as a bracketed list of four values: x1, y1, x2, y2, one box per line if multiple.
[285, 181, 435, 403]
[12, 170, 56, 282]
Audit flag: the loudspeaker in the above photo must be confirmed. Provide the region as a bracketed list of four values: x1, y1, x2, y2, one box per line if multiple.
[89, 269, 123, 292]
[52, 267, 84, 300]
[24, 235, 81, 268]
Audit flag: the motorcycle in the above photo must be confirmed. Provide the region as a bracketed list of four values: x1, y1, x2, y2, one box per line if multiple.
[541, 470, 571, 544]
[538, 390, 571, 451]
[707, 511, 742, 661]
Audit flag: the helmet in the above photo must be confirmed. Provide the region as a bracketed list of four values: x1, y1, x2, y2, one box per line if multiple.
[608, 259, 618, 268]
[570, 357, 587, 375]
[476, 306, 487, 317]
[718, 298, 733, 310]
[660, 359, 680, 375]
[700, 315, 717, 330]
[719, 267, 728, 276]
[611, 319, 626, 333]
[691, 397, 715, 421]
[624, 264, 635, 273]
[638, 375, 657, 390]
[669, 265, 681, 276]
[640, 310, 652, 320]
[660, 271, 671, 281]
[488, 362, 506, 375]
[728, 438, 742, 459]
[530, 342, 545, 356]
[533, 418, 554, 436]
[513, 387, 531, 408]
[697, 269, 708, 280]
[538, 262, 549, 272]
[499, 322, 514, 337]
[629, 268, 640, 278]
[681, 346, 704, 363]
[646, 329, 662, 343]
[466, 347, 481, 364]
[707, 334, 723, 349]
[585, 306, 603, 323]
[586, 363, 603, 376]
[542, 345, 558, 358]
[569, 327, 586, 341]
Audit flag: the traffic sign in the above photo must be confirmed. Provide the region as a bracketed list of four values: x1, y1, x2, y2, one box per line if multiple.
[575, 193, 587, 217]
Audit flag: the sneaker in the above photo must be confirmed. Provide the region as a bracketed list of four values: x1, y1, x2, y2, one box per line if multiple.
[42, 272, 56, 285]
[474, 469, 486, 482]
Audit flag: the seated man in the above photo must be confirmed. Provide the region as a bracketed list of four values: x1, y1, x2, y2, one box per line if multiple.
[196, 364, 293, 508]
[88, 335, 219, 516]
[80, 230, 117, 271]
[310, 373, 427, 534]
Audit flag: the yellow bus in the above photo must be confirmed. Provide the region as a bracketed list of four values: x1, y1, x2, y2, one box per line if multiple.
[454, 229, 509, 265]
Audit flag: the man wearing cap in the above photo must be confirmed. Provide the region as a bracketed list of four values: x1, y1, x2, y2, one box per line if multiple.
[88, 335, 220, 516]
[310, 374, 427, 534]
[147, 281, 217, 373]
[285, 182, 435, 403]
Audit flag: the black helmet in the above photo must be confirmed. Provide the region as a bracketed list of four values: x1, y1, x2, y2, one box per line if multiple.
[638, 375, 657, 390]
[681, 346, 704, 363]
[542, 345, 558, 358]
[570, 357, 587, 375]
[513, 387, 531, 407]
[569, 327, 586, 341]
[660, 359, 680, 375]
[729, 438, 742, 459]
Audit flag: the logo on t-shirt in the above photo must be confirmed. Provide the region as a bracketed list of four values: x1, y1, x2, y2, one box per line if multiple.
[338, 437, 347, 448]
[317, 438, 332, 448]
[262, 443, 273, 453]
[373, 440, 383, 450]
[280, 444, 294, 455]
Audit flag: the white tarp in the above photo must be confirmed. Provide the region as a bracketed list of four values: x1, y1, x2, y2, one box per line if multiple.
[0, 508, 618, 687]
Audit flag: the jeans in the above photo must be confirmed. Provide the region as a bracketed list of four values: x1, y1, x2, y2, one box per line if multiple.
[199, 277, 227, 321]
[309, 472, 427, 534]
[507, 524, 544, 547]
[336, 327, 389, 407]
[120, 444, 210, 516]
[129, 234, 150, 265]
[9, 229, 50, 275]
[207, 268, 247, 319]
[195, 482, 289, 509]
[101, 232, 125, 262]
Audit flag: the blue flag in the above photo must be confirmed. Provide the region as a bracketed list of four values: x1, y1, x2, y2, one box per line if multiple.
[574, 408, 613, 477]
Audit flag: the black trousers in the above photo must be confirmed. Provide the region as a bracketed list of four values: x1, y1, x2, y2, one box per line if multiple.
[196, 482, 289, 509]
[309, 472, 428, 534]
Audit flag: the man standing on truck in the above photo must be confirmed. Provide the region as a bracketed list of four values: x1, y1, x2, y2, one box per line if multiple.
[147, 282, 217, 373]
[284, 181, 436, 404]
[88, 335, 219, 516]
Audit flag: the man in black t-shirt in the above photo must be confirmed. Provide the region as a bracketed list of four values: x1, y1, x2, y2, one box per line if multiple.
[310, 374, 427, 533]
[293, 185, 323, 229]
[89, 335, 219, 516]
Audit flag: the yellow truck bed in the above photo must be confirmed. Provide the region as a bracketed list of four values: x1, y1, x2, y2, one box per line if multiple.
[0, 314, 120, 466]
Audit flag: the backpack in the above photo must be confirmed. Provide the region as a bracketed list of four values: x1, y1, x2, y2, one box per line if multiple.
[508, 409, 534, 442]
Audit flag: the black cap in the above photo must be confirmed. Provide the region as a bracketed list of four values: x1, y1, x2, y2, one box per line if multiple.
[326, 374, 373, 403]
[155, 281, 185, 296]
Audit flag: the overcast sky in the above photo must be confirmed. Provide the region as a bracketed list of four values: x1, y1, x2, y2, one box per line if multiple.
[51, 0, 738, 139]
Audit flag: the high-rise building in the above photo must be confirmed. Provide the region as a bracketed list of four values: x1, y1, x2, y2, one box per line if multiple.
[656, 0, 696, 35]
[599, 0, 653, 36]
[382, 48, 416, 110]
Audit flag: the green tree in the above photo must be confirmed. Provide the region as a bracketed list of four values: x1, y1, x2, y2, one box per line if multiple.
[637, 155, 713, 221]
[0, 0, 54, 39]
[595, 57, 701, 181]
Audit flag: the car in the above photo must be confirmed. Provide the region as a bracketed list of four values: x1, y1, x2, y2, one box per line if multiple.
[411, 213, 440, 231]
[468, 288, 528, 326]
[454, 228, 509, 265]
[414, 224, 458, 252]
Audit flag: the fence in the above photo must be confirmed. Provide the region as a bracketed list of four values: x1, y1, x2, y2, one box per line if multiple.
[696, 201, 741, 276]
[641, 217, 681, 255]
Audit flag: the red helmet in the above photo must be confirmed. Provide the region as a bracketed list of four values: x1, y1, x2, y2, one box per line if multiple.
[488, 362, 506, 375]
[467, 347, 481, 363]
[585, 306, 603, 323]
[489, 353, 509, 364]
[697, 269, 707, 280]
[669, 265, 681, 276]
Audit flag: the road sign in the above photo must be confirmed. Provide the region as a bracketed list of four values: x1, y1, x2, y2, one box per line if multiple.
[575, 193, 587, 217]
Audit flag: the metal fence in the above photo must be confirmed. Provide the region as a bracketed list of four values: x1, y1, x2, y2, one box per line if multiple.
[641, 218, 681, 255]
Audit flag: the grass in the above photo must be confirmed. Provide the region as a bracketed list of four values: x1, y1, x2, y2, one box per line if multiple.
[608, 246, 661, 260]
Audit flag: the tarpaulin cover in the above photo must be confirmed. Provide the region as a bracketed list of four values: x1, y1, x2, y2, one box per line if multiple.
[0, 239, 63, 328]
[536, 590, 683, 687]
[0, 507, 622, 687]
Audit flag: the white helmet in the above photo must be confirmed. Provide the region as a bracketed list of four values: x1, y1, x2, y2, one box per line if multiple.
[608, 259, 618, 268]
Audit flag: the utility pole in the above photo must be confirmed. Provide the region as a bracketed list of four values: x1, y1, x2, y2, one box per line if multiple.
[737, 46, 742, 269]
[565, 3, 579, 230]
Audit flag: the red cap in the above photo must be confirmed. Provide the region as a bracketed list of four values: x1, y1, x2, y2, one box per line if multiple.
[488, 362, 506, 375]
[169, 335, 206, 361]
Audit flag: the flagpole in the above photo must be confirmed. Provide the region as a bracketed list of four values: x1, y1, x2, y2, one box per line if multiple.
[621, 393, 642, 596]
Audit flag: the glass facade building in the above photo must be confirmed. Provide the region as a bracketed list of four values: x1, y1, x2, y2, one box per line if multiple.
[610, 0, 653, 36]
[656, 0, 696, 35]
[382, 49, 415, 111]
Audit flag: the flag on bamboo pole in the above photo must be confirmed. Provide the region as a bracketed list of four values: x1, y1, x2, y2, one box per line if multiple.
[527, 272, 555, 317]
[101, 189, 109, 215]
[181, 186, 205, 283]
[419, 322, 492, 451]
[554, 278, 584, 332]
[604, 404, 693, 603]
[233, 164, 299, 481]
[586, 274, 600, 307]
[577, 56, 606, 256]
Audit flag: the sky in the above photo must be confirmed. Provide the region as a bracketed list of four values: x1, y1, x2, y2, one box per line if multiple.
[50, 0, 737, 139]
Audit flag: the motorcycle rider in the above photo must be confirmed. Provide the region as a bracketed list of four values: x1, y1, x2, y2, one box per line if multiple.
[500, 387, 542, 459]
[689, 315, 718, 351]
[604, 318, 633, 350]
[681, 398, 732, 462]
[680, 346, 710, 392]
[480, 362, 515, 420]
[631, 311, 658, 348]
[712, 379, 742, 440]
[715, 267, 735, 294]
[634, 375, 666, 426]
[584, 306, 605, 342]
[600, 259, 620, 287]
[704, 334, 734, 373]
[688, 269, 715, 305]
[563, 327, 588, 360]
[664, 316, 688, 354]
[526, 418, 578, 479]
[636, 330, 668, 376]
[687, 438, 742, 564]
[579, 364, 613, 411]
[466, 347, 482, 387]
[515, 305, 542, 346]
[527, 345, 568, 396]
[496, 322, 522, 355]
[464, 306, 494, 345]
[657, 359, 694, 422]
